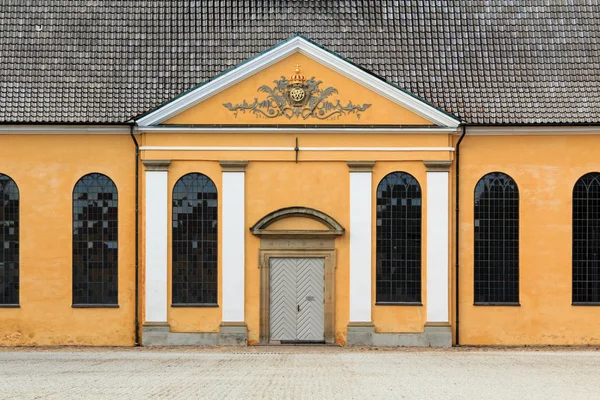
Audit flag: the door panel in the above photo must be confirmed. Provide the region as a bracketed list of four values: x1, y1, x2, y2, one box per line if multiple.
[270, 258, 297, 341]
[269, 257, 325, 342]
[296, 258, 325, 341]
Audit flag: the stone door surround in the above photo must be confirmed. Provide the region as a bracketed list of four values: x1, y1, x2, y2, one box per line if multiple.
[251, 207, 343, 344]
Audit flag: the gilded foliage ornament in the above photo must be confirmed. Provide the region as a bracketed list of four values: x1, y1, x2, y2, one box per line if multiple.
[223, 65, 372, 120]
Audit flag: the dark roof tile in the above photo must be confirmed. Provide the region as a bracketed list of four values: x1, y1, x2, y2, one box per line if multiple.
[0, 1, 599, 124]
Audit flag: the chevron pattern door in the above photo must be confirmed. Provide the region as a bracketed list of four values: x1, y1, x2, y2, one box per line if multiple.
[270, 258, 325, 342]
[296, 258, 325, 341]
[270, 258, 298, 341]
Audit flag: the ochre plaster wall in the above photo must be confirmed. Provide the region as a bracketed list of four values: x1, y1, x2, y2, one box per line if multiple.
[7, 130, 599, 346]
[0, 134, 136, 346]
[458, 134, 600, 345]
[142, 131, 452, 345]
[141, 132, 453, 162]
[163, 53, 432, 126]
[267, 217, 327, 231]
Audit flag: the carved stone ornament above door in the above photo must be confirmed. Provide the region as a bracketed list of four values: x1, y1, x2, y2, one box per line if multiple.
[223, 64, 372, 120]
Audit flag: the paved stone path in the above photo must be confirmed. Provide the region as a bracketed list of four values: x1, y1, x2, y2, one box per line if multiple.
[1, 347, 599, 399]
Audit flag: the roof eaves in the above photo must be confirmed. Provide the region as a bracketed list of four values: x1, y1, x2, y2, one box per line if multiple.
[132, 35, 303, 122]
[135, 34, 461, 125]
[293, 34, 461, 123]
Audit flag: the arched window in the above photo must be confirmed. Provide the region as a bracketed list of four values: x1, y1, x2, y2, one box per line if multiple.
[172, 173, 218, 305]
[474, 172, 519, 304]
[376, 172, 422, 303]
[0, 174, 19, 305]
[72, 173, 118, 305]
[573, 172, 600, 304]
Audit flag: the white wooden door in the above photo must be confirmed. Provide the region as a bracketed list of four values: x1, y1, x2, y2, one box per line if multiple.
[270, 258, 325, 342]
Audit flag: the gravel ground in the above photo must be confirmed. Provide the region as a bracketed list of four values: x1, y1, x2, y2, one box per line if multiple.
[0, 346, 599, 399]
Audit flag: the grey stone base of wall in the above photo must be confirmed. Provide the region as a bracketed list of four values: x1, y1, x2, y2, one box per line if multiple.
[142, 322, 248, 346]
[346, 322, 452, 347]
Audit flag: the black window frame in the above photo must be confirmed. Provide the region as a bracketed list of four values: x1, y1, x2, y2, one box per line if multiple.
[172, 173, 218, 306]
[473, 172, 520, 305]
[0, 173, 19, 306]
[375, 171, 423, 305]
[72, 173, 119, 307]
[572, 172, 600, 305]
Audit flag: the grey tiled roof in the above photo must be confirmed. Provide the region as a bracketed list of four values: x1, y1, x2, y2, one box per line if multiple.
[1, 1, 599, 125]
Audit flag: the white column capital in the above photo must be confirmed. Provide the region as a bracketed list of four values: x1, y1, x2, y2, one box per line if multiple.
[142, 159, 171, 171]
[423, 160, 452, 172]
[220, 160, 248, 172]
[347, 161, 375, 172]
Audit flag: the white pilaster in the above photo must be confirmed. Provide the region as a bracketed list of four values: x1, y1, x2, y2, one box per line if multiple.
[143, 160, 171, 323]
[348, 161, 375, 323]
[424, 160, 452, 323]
[220, 161, 248, 323]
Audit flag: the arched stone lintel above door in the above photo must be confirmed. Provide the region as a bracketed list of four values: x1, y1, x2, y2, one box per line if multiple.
[250, 206, 345, 239]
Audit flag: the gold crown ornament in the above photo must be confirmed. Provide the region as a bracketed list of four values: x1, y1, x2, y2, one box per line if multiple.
[290, 64, 306, 85]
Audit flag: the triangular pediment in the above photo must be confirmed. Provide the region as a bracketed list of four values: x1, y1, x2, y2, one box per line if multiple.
[136, 36, 460, 127]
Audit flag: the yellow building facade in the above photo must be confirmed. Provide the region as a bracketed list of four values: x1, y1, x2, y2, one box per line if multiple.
[1, 36, 599, 347]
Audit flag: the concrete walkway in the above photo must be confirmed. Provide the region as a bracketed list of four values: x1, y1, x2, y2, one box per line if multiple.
[0, 347, 599, 399]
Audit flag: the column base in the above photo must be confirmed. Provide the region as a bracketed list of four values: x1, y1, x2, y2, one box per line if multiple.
[141, 322, 248, 346]
[423, 322, 452, 348]
[346, 322, 452, 347]
[141, 322, 171, 346]
[346, 322, 376, 346]
[218, 322, 248, 346]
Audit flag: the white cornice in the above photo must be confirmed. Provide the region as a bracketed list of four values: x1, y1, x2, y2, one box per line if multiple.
[3, 124, 598, 136]
[139, 146, 454, 152]
[0, 125, 131, 134]
[459, 126, 600, 135]
[135, 126, 458, 134]
[302, 147, 453, 151]
[136, 36, 460, 127]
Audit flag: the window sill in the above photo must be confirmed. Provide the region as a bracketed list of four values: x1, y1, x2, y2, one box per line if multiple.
[474, 302, 520, 306]
[572, 302, 600, 306]
[171, 303, 219, 308]
[375, 302, 422, 306]
[72, 304, 119, 308]
[0, 304, 20, 308]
